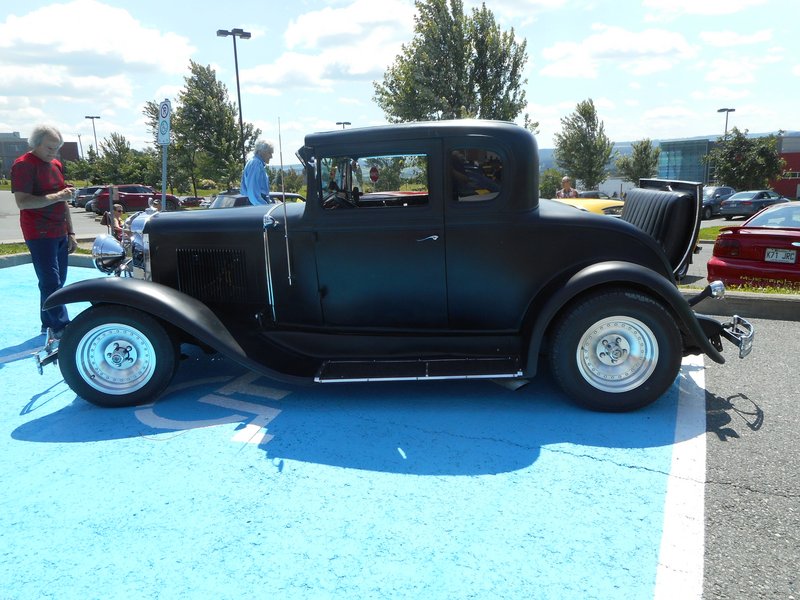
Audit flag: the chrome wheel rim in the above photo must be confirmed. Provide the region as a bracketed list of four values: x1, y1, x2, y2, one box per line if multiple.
[75, 323, 157, 395]
[576, 316, 658, 393]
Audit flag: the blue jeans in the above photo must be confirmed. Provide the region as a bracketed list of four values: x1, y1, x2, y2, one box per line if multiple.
[26, 236, 70, 332]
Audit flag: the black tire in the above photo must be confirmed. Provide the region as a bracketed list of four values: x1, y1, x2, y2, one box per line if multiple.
[548, 290, 682, 412]
[58, 305, 178, 408]
[724, 216, 733, 221]
[702, 206, 712, 220]
[165, 199, 179, 211]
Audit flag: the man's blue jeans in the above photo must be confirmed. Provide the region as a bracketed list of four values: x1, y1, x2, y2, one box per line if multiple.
[25, 236, 70, 333]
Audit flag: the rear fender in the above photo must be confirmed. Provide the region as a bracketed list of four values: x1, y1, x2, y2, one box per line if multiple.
[523, 261, 725, 376]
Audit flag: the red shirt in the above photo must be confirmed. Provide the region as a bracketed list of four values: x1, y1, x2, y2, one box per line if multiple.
[10, 152, 69, 240]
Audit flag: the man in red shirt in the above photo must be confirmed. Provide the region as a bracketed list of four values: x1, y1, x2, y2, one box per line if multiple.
[11, 125, 76, 338]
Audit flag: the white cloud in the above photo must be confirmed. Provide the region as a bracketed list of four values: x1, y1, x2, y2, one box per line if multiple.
[700, 29, 772, 47]
[540, 25, 695, 79]
[285, 0, 414, 51]
[690, 86, 751, 102]
[643, 0, 767, 19]
[0, 0, 195, 76]
[706, 57, 762, 84]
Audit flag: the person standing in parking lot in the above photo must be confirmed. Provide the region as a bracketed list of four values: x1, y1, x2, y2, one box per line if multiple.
[556, 176, 579, 198]
[241, 140, 275, 205]
[11, 124, 76, 338]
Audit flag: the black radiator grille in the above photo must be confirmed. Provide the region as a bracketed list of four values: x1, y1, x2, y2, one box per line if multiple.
[176, 248, 249, 303]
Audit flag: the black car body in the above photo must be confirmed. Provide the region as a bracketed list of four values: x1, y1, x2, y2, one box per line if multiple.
[701, 185, 736, 219]
[40, 121, 753, 412]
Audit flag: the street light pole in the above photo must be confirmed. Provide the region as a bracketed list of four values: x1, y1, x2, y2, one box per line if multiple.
[217, 28, 251, 167]
[85, 115, 100, 156]
[77, 134, 83, 160]
[717, 108, 735, 138]
[336, 121, 351, 129]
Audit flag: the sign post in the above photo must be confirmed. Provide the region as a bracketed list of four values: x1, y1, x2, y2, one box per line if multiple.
[158, 99, 171, 210]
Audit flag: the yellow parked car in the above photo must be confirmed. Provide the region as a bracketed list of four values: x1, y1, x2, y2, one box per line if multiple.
[552, 191, 624, 217]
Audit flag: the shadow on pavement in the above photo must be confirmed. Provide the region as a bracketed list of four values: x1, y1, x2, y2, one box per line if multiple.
[10, 346, 694, 477]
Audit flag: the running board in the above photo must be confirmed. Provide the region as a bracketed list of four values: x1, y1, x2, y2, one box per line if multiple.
[315, 356, 522, 383]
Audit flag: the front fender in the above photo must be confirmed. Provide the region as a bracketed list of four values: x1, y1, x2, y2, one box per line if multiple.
[524, 261, 725, 376]
[44, 277, 309, 385]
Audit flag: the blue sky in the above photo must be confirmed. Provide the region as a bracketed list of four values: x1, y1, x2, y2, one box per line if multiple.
[1, 0, 797, 158]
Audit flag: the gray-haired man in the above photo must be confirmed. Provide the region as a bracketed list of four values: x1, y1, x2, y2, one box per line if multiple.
[240, 139, 275, 205]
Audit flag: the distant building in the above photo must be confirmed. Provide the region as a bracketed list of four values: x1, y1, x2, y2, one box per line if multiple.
[776, 135, 800, 199]
[657, 138, 713, 184]
[0, 132, 28, 179]
[540, 131, 800, 199]
[0, 132, 79, 179]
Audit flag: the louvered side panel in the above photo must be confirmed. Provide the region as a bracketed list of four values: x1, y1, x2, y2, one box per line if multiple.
[176, 248, 249, 303]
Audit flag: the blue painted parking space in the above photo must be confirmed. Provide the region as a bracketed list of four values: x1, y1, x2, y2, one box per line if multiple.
[0, 264, 704, 599]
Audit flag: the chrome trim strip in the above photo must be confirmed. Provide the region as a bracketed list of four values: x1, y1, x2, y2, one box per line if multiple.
[316, 371, 524, 383]
[263, 212, 277, 322]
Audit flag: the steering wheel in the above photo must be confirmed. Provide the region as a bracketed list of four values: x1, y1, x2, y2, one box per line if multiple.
[322, 191, 357, 209]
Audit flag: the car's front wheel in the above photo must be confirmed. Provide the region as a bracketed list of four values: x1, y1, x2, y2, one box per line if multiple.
[549, 290, 682, 412]
[702, 205, 713, 220]
[59, 305, 178, 407]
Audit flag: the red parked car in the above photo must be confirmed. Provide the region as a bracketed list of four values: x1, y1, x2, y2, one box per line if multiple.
[90, 185, 181, 214]
[707, 202, 800, 289]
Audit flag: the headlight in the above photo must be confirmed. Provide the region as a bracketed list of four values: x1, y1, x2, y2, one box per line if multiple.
[127, 210, 155, 280]
[603, 205, 623, 216]
[91, 234, 126, 274]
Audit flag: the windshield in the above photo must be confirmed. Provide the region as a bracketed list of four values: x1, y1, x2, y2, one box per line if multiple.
[729, 191, 758, 200]
[747, 204, 800, 227]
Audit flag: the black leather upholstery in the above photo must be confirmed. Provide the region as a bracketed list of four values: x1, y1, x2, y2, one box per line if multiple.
[621, 188, 693, 270]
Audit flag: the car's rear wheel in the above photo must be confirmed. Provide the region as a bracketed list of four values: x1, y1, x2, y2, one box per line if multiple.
[58, 305, 178, 408]
[549, 290, 682, 412]
[702, 205, 713, 220]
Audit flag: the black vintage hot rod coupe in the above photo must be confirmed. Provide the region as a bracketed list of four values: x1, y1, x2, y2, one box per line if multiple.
[39, 120, 753, 411]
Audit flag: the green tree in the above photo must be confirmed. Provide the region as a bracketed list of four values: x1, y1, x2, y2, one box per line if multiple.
[615, 139, 660, 184]
[95, 133, 159, 186]
[705, 127, 786, 190]
[174, 61, 260, 189]
[373, 0, 530, 124]
[553, 99, 614, 191]
[539, 168, 564, 199]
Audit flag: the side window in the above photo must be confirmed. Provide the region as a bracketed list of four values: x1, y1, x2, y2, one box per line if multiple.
[450, 148, 502, 202]
[320, 153, 429, 209]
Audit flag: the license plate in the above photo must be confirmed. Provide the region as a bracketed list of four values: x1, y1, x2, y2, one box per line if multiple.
[765, 248, 796, 263]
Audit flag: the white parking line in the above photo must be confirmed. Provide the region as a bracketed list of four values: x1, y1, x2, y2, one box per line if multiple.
[655, 355, 706, 599]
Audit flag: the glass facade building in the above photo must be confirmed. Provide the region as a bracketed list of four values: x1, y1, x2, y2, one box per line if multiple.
[657, 139, 713, 183]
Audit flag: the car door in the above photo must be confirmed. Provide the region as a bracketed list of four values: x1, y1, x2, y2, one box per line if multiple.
[311, 143, 447, 329]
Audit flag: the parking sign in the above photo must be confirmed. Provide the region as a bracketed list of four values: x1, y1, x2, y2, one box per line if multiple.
[158, 99, 171, 145]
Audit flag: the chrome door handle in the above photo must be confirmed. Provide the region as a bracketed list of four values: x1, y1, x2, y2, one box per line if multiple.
[416, 235, 439, 242]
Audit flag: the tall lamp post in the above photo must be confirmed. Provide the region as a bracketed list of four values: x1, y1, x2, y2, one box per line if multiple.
[336, 121, 351, 129]
[717, 108, 735, 138]
[85, 115, 100, 156]
[217, 28, 251, 167]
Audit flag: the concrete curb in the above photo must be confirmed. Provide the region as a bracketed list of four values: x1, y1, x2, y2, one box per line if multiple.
[0, 251, 95, 269]
[680, 289, 799, 322]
